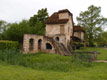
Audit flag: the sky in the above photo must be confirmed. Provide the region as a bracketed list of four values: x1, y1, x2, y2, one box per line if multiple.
[0, 0, 107, 24]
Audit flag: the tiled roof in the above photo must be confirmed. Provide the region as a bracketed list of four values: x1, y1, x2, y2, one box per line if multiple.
[74, 25, 85, 32]
[45, 12, 69, 24]
[45, 9, 72, 24]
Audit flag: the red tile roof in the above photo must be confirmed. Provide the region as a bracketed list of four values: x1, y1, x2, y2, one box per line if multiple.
[45, 12, 69, 24]
[45, 9, 72, 24]
[74, 25, 85, 32]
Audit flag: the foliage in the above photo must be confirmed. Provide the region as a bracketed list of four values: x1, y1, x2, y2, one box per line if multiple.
[0, 50, 92, 72]
[4, 20, 31, 43]
[0, 40, 19, 50]
[0, 20, 9, 39]
[0, 62, 107, 80]
[95, 31, 107, 46]
[0, 20, 9, 33]
[72, 53, 91, 63]
[0, 49, 107, 80]
[29, 8, 48, 27]
[30, 21, 45, 35]
[75, 47, 107, 60]
[0, 33, 2, 40]
[77, 5, 107, 46]
[74, 42, 84, 49]
[3, 8, 49, 43]
[29, 8, 49, 35]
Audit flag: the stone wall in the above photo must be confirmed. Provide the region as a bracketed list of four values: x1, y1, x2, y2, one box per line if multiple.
[23, 34, 56, 54]
[46, 15, 73, 47]
[74, 32, 84, 41]
[59, 12, 69, 19]
[46, 24, 60, 36]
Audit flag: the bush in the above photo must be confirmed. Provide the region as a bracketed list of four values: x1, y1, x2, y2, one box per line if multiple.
[0, 34, 2, 40]
[0, 40, 19, 50]
[74, 42, 84, 49]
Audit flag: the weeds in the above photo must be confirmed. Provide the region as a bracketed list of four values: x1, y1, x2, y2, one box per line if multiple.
[0, 49, 91, 72]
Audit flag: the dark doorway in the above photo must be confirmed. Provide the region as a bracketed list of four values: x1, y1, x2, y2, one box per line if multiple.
[46, 43, 52, 49]
[38, 39, 42, 51]
[29, 38, 34, 51]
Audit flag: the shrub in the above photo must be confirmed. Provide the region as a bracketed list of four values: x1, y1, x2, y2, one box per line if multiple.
[74, 42, 84, 49]
[0, 34, 2, 40]
[0, 40, 19, 50]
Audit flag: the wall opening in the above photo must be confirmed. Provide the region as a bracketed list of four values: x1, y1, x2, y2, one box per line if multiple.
[29, 38, 34, 51]
[60, 25, 65, 34]
[55, 37, 59, 41]
[38, 39, 42, 51]
[46, 43, 52, 49]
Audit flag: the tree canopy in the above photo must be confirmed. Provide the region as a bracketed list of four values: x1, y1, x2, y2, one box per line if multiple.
[4, 20, 31, 43]
[3, 8, 49, 43]
[29, 8, 48, 27]
[77, 5, 107, 46]
[0, 20, 9, 33]
[29, 8, 48, 35]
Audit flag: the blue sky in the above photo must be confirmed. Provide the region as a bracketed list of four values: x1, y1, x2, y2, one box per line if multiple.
[0, 0, 107, 24]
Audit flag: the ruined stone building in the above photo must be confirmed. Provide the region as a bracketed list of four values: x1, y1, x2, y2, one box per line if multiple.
[23, 9, 85, 55]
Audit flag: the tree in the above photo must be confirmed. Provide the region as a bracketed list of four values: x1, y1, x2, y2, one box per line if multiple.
[4, 20, 31, 43]
[77, 5, 107, 46]
[0, 33, 2, 40]
[96, 31, 107, 46]
[29, 8, 48, 27]
[0, 20, 9, 33]
[29, 8, 48, 35]
[3, 8, 49, 42]
[0, 20, 9, 39]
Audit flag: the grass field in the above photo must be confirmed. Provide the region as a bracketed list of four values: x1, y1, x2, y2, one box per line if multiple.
[75, 47, 107, 60]
[0, 47, 107, 80]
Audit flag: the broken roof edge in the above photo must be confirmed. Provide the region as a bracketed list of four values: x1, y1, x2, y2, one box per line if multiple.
[74, 25, 85, 32]
[58, 9, 73, 16]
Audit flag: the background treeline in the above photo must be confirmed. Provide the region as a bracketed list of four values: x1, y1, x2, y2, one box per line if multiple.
[0, 8, 48, 44]
[0, 5, 107, 47]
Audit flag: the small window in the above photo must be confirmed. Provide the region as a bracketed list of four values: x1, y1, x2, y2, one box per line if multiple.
[46, 43, 52, 49]
[60, 25, 65, 34]
[55, 37, 59, 41]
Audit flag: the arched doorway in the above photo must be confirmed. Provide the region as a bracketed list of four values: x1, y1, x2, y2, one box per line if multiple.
[38, 39, 42, 51]
[46, 43, 52, 49]
[29, 38, 34, 51]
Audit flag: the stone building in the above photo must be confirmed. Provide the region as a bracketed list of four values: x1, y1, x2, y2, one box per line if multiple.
[23, 9, 85, 55]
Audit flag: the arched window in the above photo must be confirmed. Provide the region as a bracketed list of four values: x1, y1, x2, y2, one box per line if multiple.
[38, 39, 42, 50]
[46, 43, 52, 49]
[55, 37, 59, 41]
[29, 38, 34, 51]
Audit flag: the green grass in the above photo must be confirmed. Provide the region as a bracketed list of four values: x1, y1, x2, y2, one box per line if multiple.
[0, 50, 91, 72]
[0, 47, 107, 80]
[75, 47, 107, 60]
[0, 61, 107, 80]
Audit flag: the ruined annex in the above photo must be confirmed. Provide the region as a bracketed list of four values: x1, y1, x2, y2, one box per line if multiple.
[23, 9, 85, 55]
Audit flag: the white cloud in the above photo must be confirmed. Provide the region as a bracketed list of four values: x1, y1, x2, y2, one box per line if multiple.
[0, 0, 107, 24]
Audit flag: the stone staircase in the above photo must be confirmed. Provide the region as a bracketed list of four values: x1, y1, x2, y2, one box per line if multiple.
[45, 36, 72, 56]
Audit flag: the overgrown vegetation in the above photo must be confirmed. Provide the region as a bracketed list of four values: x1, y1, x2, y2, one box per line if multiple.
[77, 5, 107, 46]
[0, 6, 107, 46]
[75, 47, 107, 60]
[0, 8, 48, 43]
[0, 47, 107, 80]
[0, 40, 19, 50]
[0, 49, 92, 72]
